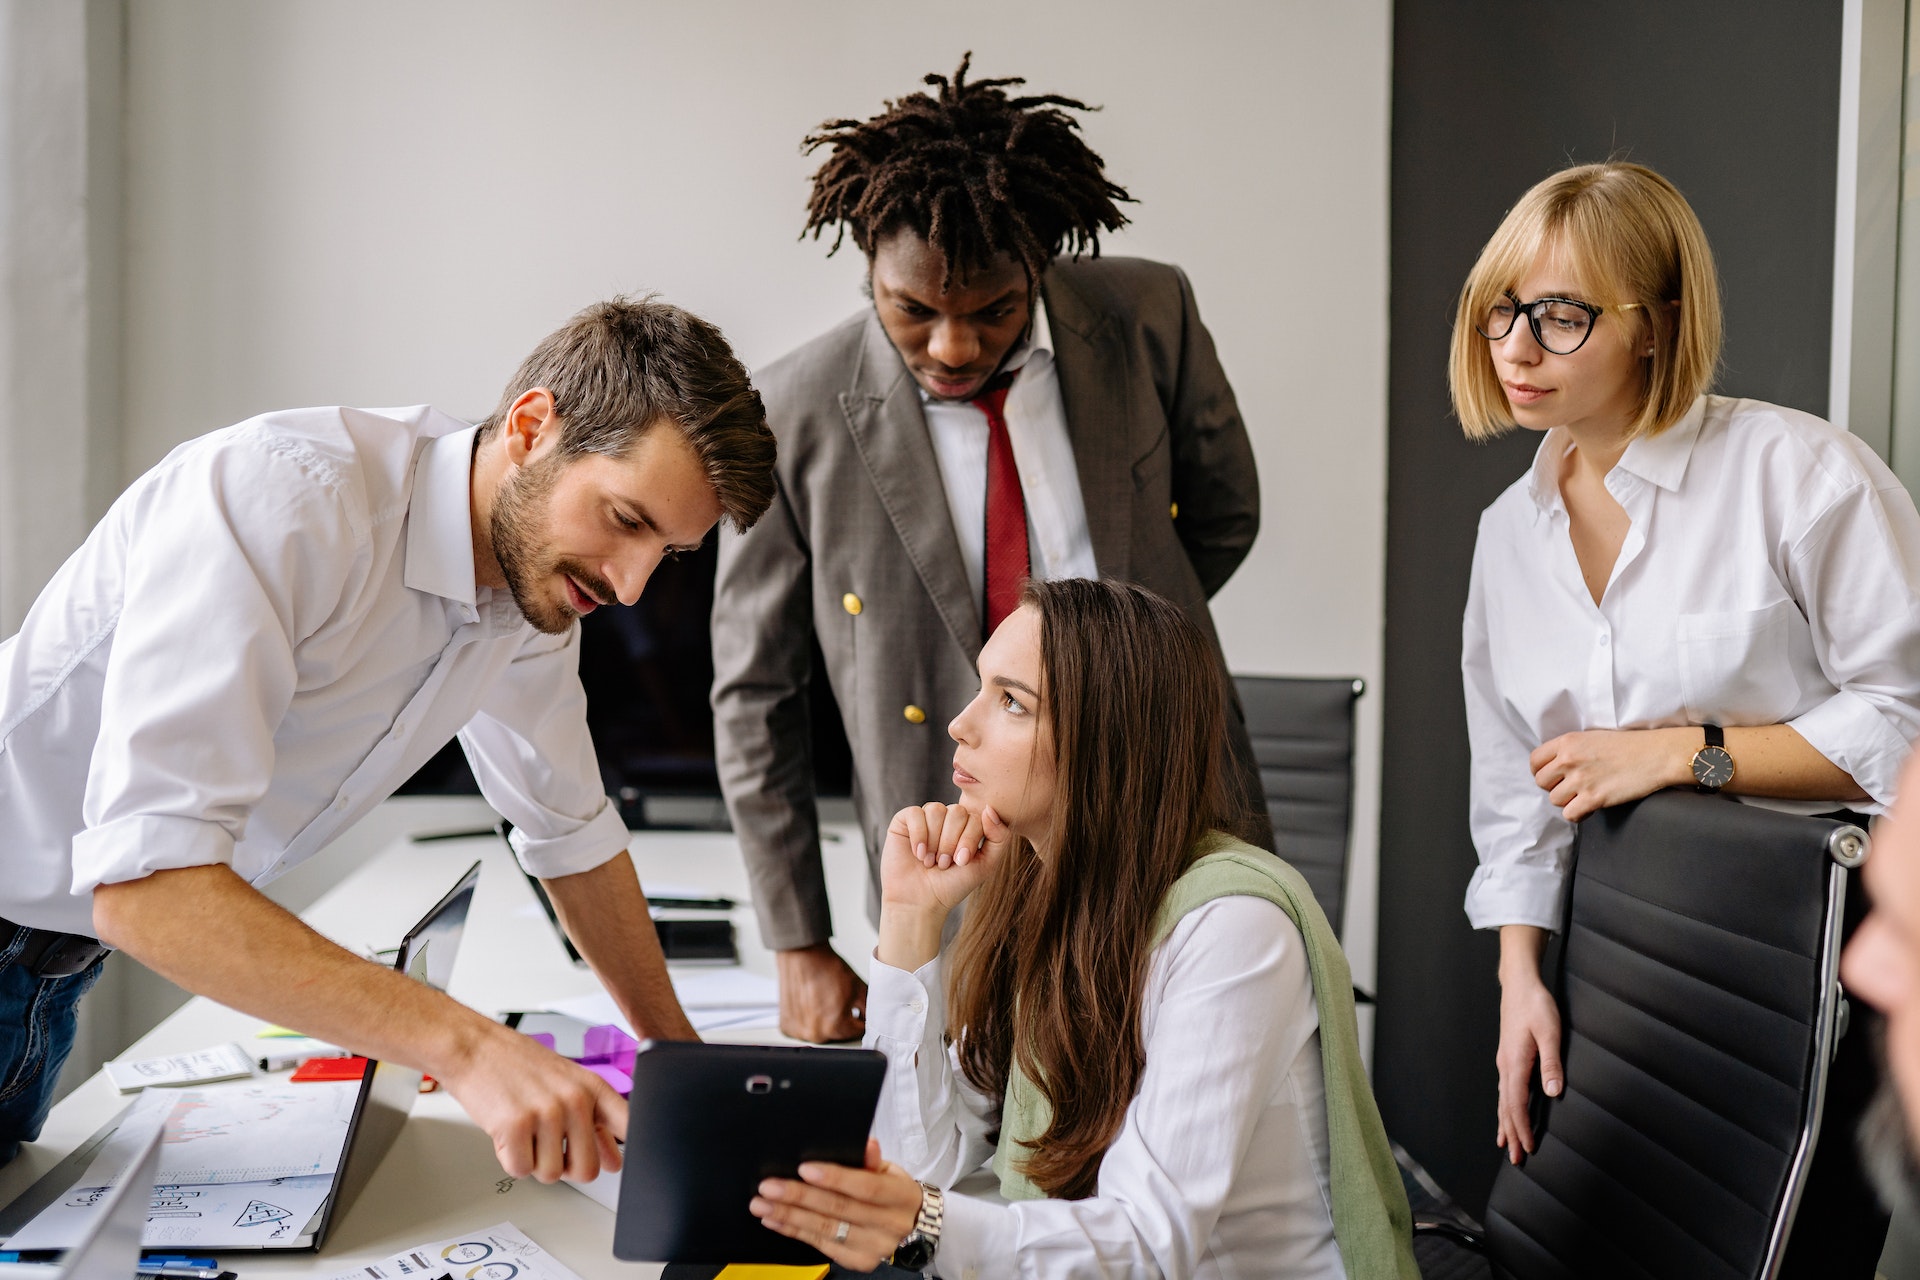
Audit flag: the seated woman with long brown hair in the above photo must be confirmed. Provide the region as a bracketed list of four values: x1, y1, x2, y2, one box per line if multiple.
[747, 578, 1415, 1277]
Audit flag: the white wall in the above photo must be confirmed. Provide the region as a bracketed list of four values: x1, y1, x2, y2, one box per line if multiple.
[120, 2, 1391, 984]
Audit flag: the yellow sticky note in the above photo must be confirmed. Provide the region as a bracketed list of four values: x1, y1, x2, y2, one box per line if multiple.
[714, 1267, 829, 1280]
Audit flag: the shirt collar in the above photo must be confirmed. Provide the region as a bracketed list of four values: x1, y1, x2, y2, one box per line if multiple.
[1524, 394, 1708, 513]
[405, 424, 480, 606]
[1613, 394, 1707, 493]
[1012, 292, 1055, 369]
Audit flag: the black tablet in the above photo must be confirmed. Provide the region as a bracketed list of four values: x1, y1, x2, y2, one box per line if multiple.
[612, 1041, 889, 1265]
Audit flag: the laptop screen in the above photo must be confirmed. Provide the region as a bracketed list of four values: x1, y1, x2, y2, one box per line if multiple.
[321, 860, 481, 1243]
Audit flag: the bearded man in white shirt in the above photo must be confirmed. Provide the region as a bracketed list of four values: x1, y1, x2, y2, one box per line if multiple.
[0, 297, 775, 1180]
[711, 57, 1271, 1044]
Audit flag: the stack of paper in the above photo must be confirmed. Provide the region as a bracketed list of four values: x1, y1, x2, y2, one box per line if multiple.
[6, 1080, 358, 1249]
[102, 1044, 256, 1093]
[325, 1222, 585, 1280]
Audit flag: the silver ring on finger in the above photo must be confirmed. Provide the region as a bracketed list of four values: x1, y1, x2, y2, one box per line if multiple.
[832, 1220, 851, 1244]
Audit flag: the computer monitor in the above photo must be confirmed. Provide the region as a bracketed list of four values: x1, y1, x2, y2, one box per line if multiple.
[393, 541, 853, 826]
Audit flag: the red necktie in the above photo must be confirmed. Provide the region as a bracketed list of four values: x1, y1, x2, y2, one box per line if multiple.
[971, 380, 1029, 638]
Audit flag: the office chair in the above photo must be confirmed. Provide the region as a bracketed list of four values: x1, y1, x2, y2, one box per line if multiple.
[1420, 789, 1866, 1280]
[1232, 675, 1365, 940]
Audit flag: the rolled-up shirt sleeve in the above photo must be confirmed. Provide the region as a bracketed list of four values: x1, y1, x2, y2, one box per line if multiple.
[1784, 473, 1920, 806]
[1462, 535, 1574, 931]
[72, 435, 359, 897]
[459, 623, 629, 879]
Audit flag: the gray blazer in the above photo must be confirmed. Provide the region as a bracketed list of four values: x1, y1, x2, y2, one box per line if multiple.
[711, 256, 1263, 950]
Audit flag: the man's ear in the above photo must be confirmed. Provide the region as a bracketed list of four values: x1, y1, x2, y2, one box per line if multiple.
[501, 388, 559, 467]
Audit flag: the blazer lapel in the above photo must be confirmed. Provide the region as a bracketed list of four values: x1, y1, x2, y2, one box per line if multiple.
[839, 312, 984, 658]
[1043, 268, 1134, 582]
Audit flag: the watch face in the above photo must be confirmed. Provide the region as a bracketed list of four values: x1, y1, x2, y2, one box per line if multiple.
[1693, 744, 1734, 789]
[891, 1236, 936, 1270]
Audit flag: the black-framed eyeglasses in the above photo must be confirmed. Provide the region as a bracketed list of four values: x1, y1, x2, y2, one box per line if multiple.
[1476, 291, 1642, 356]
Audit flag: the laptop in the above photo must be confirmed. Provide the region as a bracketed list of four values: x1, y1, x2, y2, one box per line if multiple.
[0, 861, 481, 1253]
[0, 1113, 164, 1280]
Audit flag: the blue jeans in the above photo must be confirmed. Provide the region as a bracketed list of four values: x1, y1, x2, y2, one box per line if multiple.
[0, 930, 105, 1168]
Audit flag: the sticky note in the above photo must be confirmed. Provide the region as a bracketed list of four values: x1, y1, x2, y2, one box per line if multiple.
[714, 1266, 830, 1280]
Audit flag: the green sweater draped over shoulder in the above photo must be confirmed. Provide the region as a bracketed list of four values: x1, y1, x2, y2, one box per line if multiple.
[990, 831, 1418, 1280]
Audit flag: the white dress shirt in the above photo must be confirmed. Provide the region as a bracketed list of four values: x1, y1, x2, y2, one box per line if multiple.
[865, 895, 1344, 1279]
[1463, 394, 1920, 930]
[921, 296, 1101, 610]
[0, 405, 628, 936]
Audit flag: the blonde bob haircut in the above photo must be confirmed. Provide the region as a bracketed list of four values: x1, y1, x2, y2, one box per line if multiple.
[1449, 162, 1723, 441]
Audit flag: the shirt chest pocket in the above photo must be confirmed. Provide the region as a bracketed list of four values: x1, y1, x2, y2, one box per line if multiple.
[1675, 598, 1805, 725]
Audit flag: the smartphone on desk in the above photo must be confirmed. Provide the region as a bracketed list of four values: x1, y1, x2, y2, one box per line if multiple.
[611, 1041, 887, 1266]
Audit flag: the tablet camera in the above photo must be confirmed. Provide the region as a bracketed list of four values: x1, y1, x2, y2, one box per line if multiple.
[746, 1074, 773, 1094]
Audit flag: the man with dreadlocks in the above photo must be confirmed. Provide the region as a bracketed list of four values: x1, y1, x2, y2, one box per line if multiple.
[711, 56, 1267, 1043]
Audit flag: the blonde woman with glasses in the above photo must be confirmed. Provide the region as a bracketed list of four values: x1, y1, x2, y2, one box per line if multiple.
[1452, 161, 1920, 1274]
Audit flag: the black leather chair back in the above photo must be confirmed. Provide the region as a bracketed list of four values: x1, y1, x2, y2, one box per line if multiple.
[1484, 790, 1862, 1280]
[1232, 675, 1363, 939]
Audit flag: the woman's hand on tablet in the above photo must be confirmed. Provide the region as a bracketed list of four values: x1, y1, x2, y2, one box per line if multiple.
[751, 1138, 924, 1271]
[877, 802, 1010, 970]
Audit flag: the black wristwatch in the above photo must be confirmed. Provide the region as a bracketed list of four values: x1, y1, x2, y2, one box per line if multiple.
[1691, 723, 1735, 792]
[890, 1181, 944, 1271]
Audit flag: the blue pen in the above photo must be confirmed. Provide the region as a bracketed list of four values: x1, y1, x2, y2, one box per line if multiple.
[139, 1259, 216, 1268]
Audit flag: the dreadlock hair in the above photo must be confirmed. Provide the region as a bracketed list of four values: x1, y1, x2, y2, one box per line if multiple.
[802, 53, 1134, 288]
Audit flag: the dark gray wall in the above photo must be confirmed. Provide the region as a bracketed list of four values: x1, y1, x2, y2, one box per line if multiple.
[1377, 2, 1843, 1215]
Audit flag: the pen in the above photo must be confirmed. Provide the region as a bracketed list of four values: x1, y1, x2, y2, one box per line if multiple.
[256, 1038, 349, 1071]
[140, 1257, 218, 1268]
[134, 1269, 228, 1280]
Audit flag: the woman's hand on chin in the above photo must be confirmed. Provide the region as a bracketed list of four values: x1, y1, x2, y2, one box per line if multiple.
[880, 800, 1011, 916]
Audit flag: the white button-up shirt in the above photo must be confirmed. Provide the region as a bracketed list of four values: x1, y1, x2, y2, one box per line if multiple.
[1463, 394, 1920, 931]
[0, 405, 627, 936]
[920, 296, 1100, 609]
[865, 896, 1343, 1279]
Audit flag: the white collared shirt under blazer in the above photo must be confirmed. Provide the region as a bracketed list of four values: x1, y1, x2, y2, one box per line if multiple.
[864, 895, 1345, 1279]
[1463, 394, 1920, 931]
[919, 296, 1100, 609]
[0, 406, 628, 936]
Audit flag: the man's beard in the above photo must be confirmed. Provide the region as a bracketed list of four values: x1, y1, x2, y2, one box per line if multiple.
[489, 454, 616, 635]
[1860, 1027, 1920, 1218]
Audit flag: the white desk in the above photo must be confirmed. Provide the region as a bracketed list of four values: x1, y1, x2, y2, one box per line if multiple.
[0, 820, 879, 1280]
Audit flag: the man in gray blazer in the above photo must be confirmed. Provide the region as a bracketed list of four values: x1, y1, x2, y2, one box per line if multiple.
[712, 57, 1267, 1041]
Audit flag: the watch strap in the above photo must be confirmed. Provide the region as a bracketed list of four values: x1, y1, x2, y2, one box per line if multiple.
[1704, 722, 1724, 749]
[891, 1182, 944, 1270]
